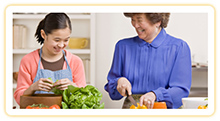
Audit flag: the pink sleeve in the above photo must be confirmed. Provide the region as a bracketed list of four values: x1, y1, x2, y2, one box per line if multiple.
[72, 57, 87, 87]
[67, 51, 86, 87]
[13, 52, 38, 105]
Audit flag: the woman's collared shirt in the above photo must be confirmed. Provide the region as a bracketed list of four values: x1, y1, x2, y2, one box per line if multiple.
[105, 28, 192, 109]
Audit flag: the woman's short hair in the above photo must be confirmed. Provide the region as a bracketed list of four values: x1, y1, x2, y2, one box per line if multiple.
[35, 13, 72, 45]
[124, 13, 170, 28]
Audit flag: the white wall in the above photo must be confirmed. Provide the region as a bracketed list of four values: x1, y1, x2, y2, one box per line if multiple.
[95, 13, 208, 109]
[95, 13, 136, 109]
[167, 13, 208, 64]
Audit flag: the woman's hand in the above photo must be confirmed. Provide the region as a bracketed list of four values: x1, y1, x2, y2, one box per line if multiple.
[139, 92, 156, 109]
[53, 78, 77, 90]
[117, 77, 132, 96]
[32, 78, 53, 92]
[23, 78, 53, 95]
[24, 78, 53, 95]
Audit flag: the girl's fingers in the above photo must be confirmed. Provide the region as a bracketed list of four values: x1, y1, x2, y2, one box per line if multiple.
[38, 79, 53, 91]
[42, 82, 53, 88]
[39, 84, 52, 91]
[53, 79, 69, 86]
[39, 87, 51, 92]
[42, 78, 53, 84]
[53, 79, 73, 90]
[55, 84, 68, 90]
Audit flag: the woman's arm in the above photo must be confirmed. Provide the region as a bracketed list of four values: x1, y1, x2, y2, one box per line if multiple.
[152, 41, 192, 109]
[68, 53, 86, 88]
[105, 42, 125, 100]
[13, 57, 35, 105]
[23, 78, 53, 95]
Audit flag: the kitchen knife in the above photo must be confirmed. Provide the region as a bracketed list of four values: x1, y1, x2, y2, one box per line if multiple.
[126, 90, 138, 107]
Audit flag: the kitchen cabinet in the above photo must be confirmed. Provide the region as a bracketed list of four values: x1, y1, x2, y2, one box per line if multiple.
[12, 13, 96, 108]
[188, 88, 208, 97]
[191, 67, 208, 88]
[189, 67, 208, 97]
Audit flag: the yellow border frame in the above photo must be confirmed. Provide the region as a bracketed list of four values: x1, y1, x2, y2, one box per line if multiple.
[4, 3, 216, 117]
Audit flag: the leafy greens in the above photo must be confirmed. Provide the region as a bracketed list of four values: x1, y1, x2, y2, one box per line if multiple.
[48, 77, 63, 95]
[61, 85, 104, 109]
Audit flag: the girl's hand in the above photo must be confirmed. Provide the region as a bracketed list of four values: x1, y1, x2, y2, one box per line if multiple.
[117, 77, 132, 96]
[32, 78, 53, 92]
[139, 92, 156, 109]
[53, 78, 77, 90]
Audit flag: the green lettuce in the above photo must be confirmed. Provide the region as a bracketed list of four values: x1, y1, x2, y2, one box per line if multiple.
[61, 85, 104, 109]
[48, 78, 63, 95]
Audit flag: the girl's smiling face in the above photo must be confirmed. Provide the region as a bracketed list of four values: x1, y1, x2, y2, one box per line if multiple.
[131, 13, 161, 43]
[41, 27, 71, 55]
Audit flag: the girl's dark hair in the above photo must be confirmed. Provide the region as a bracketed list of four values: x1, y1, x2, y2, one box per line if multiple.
[124, 13, 170, 28]
[35, 13, 72, 45]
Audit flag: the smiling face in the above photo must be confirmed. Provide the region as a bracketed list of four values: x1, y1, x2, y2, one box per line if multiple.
[41, 27, 71, 56]
[131, 13, 161, 43]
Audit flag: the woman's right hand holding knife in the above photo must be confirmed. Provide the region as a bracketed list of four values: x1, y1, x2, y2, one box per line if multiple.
[117, 77, 157, 109]
[117, 77, 132, 96]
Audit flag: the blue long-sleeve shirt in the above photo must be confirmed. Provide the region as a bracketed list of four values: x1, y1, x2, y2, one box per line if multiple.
[104, 28, 192, 109]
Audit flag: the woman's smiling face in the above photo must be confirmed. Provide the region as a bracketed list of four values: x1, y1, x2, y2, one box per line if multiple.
[131, 13, 160, 43]
[42, 27, 71, 55]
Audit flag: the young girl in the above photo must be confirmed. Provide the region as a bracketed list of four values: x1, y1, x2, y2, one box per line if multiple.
[14, 13, 86, 105]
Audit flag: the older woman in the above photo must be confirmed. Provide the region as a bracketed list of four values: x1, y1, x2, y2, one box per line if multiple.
[104, 13, 191, 109]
